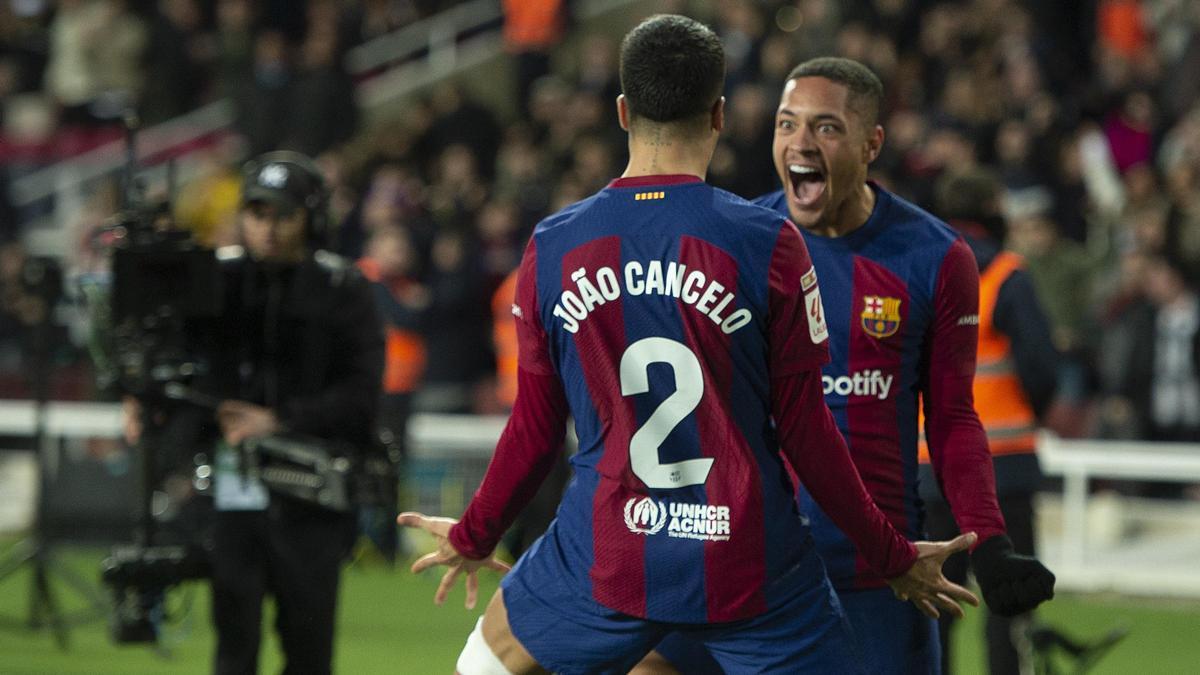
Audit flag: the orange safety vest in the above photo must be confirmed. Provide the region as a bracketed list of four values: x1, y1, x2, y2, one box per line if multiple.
[919, 251, 1038, 462]
[502, 0, 564, 51]
[493, 270, 519, 408]
[357, 259, 427, 395]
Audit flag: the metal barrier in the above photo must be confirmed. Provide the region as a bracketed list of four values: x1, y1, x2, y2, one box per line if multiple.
[0, 401, 505, 520]
[3, 404, 1200, 597]
[1037, 431, 1200, 597]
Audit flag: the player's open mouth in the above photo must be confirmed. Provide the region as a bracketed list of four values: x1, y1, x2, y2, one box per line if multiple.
[788, 164, 826, 207]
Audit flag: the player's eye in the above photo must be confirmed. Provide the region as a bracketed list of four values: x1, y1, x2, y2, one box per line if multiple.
[777, 118, 795, 131]
[816, 123, 839, 135]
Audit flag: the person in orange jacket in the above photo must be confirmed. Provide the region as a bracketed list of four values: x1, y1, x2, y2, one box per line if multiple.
[921, 169, 1059, 675]
[357, 225, 430, 560]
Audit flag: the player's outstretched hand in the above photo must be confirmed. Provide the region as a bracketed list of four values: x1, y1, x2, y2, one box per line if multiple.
[971, 534, 1055, 617]
[397, 512, 511, 610]
[887, 532, 980, 619]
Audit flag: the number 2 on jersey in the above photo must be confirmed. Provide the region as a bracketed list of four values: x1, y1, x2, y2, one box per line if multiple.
[619, 337, 713, 489]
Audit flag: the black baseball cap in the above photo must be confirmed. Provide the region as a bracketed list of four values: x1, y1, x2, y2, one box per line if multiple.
[241, 152, 323, 215]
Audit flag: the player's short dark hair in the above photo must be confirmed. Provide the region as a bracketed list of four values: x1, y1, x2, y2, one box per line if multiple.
[619, 15, 724, 129]
[786, 57, 883, 129]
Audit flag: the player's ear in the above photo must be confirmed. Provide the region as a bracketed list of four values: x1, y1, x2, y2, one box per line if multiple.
[617, 95, 630, 131]
[864, 124, 884, 164]
[711, 96, 725, 133]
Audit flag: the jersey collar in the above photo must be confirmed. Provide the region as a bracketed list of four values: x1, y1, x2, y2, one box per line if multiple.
[608, 175, 704, 188]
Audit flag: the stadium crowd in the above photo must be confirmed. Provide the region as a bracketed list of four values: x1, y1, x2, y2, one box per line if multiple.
[1, 0, 1199, 449]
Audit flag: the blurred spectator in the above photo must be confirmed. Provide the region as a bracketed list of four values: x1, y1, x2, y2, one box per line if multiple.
[357, 225, 429, 445]
[573, 33, 618, 102]
[502, 0, 566, 115]
[1007, 211, 1097, 364]
[284, 19, 357, 156]
[45, 0, 146, 125]
[1101, 253, 1200, 444]
[1104, 90, 1157, 174]
[493, 126, 552, 226]
[418, 230, 490, 413]
[427, 143, 487, 233]
[140, 0, 209, 124]
[232, 29, 292, 155]
[708, 82, 775, 198]
[173, 141, 244, 247]
[475, 198, 524, 289]
[424, 83, 502, 180]
[214, 0, 255, 100]
[714, 0, 764, 89]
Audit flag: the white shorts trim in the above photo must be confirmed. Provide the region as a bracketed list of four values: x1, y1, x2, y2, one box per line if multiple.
[456, 617, 513, 675]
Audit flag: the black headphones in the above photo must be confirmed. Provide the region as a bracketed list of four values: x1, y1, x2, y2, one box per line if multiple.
[240, 150, 332, 250]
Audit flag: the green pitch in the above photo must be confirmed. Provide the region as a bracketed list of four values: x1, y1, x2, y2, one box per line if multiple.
[0, 542, 1197, 674]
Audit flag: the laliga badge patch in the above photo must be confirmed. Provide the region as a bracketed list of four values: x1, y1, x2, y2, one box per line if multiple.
[862, 295, 902, 338]
[806, 287, 828, 344]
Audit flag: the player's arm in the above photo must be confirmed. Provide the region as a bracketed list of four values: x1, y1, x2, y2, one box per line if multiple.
[400, 239, 568, 607]
[768, 221, 977, 618]
[923, 238, 1054, 615]
[922, 238, 1004, 541]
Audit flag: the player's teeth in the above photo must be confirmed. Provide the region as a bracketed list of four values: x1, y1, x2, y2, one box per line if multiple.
[789, 165, 819, 175]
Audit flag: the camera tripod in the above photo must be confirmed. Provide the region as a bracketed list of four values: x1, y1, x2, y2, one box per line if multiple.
[0, 258, 107, 649]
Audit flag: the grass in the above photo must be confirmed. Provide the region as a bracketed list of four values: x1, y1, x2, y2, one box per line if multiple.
[0, 540, 1197, 674]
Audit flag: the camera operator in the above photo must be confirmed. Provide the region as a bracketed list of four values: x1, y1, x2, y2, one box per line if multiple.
[127, 150, 383, 674]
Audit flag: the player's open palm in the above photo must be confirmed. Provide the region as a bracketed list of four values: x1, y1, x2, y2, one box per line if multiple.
[887, 532, 980, 619]
[398, 512, 511, 609]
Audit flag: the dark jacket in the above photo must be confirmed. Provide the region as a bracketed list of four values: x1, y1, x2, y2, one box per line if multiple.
[1107, 299, 1200, 441]
[197, 248, 384, 450]
[959, 228, 1058, 496]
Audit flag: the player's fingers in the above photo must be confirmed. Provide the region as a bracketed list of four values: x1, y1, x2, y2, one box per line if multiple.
[941, 531, 977, 556]
[465, 570, 479, 610]
[435, 566, 461, 606]
[937, 578, 979, 607]
[410, 551, 443, 574]
[916, 597, 940, 619]
[934, 592, 966, 619]
[397, 512, 456, 539]
[483, 557, 512, 573]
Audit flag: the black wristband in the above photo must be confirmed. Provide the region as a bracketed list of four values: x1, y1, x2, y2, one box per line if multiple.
[970, 533, 1014, 577]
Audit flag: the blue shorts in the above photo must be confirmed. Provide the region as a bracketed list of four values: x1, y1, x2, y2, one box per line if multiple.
[501, 525, 865, 675]
[656, 586, 940, 675]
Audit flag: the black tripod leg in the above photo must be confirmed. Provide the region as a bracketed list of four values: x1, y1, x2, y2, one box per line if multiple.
[32, 555, 69, 650]
[46, 555, 109, 622]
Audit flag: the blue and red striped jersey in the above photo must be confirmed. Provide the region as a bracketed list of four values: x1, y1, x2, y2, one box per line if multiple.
[755, 183, 1005, 591]
[454, 175, 850, 623]
[524, 175, 831, 623]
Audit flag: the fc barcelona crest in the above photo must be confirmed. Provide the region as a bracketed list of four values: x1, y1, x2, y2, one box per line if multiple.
[861, 295, 901, 338]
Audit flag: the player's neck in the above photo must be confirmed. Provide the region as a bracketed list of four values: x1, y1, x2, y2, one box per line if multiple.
[806, 183, 877, 238]
[622, 132, 712, 182]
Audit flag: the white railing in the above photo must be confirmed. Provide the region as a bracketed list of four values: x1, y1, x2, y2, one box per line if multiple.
[4, 403, 1199, 597]
[1037, 431, 1200, 597]
[0, 401, 505, 461]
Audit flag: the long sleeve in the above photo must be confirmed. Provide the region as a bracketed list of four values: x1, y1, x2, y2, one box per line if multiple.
[923, 238, 1006, 544]
[449, 366, 569, 559]
[449, 238, 566, 559]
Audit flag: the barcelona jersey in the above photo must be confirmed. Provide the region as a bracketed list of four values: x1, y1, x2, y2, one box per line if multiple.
[453, 175, 841, 623]
[755, 184, 1004, 591]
